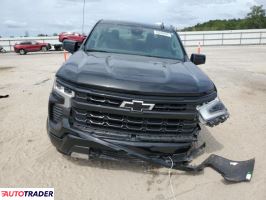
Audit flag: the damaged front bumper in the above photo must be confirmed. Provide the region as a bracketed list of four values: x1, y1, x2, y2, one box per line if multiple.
[47, 117, 198, 163]
[48, 122, 255, 183]
[75, 130, 255, 183]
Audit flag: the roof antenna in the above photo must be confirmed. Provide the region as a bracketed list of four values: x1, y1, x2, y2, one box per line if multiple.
[82, 0, 86, 34]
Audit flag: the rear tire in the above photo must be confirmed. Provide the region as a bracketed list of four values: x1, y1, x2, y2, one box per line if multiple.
[41, 46, 48, 52]
[19, 49, 26, 55]
[54, 45, 63, 51]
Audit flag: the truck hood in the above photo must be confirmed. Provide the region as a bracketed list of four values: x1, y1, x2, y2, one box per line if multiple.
[56, 51, 215, 96]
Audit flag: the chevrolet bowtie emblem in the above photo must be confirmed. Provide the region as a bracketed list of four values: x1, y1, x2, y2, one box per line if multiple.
[120, 100, 155, 112]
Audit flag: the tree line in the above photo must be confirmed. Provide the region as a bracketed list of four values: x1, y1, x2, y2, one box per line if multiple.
[182, 5, 266, 31]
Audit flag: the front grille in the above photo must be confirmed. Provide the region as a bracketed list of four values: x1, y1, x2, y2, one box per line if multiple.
[75, 91, 195, 112]
[71, 108, 197, 135]
[69, 88, 202, 139]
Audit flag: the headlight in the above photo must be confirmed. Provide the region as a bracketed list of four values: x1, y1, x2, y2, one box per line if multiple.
[197, 97, 229, 127]
[53, 78, 75, 108]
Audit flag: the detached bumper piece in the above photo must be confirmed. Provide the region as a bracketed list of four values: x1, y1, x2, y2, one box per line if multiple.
[192, 155, 255, 182]
[76, 129, 255, 183]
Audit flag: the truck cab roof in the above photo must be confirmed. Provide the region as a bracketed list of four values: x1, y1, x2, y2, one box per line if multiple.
[98, 20, 175, 32]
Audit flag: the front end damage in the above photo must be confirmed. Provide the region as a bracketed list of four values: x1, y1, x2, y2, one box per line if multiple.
[197, 97, 229, 127]
[48, 79, 255, 183]
[74, 128, 255, 183]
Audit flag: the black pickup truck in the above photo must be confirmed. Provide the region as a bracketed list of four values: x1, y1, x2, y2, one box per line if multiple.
[47, 20, 230, 167]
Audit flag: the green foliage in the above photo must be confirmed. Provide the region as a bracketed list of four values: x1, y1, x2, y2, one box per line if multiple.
[182, 5, 266, 31]
[37, 33, 48, 37]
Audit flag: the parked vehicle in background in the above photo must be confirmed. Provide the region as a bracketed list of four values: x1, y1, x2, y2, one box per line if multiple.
[58, 32, 86, 43]
[14, 41, 51, 55]
[53, 44, 63, 51]
[0, 45, 7, 53]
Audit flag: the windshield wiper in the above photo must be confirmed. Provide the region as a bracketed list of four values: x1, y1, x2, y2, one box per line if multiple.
[85, 49, 110, 53]
[141, 54, 183, 61]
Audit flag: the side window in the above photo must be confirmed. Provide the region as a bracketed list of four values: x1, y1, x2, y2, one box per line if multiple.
[21, 42, 31, 45]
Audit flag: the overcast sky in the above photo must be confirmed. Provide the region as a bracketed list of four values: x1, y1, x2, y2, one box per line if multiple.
[0, 0, 265, 37]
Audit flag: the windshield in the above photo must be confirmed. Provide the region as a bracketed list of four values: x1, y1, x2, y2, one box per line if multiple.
[85, 23, 185, 60]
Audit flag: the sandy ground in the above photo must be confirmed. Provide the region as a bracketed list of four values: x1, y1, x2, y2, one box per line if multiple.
[0, 46, 266, 200]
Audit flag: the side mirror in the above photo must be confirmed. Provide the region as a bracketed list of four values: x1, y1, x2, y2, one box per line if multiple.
[63, 40, 79, 53]
[190, 54, 206, 65]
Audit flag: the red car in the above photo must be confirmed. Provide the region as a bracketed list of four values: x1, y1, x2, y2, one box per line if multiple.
[58, 32, 86, 43]
[14, 41, 51, 55]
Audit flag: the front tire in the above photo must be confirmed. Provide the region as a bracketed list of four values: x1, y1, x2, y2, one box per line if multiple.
[41, 46, 48, 52]
[19, 49, 26, 55]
